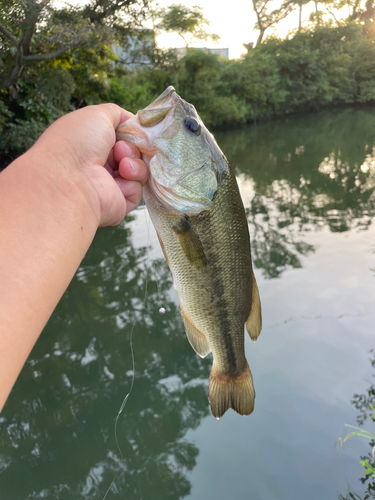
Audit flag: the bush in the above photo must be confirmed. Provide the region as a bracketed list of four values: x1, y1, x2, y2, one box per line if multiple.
[2, 21, 375, 160]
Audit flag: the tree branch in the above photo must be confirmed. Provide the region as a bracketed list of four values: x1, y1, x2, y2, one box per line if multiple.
[327, 8, 341, 25]
[264, 4, 294, 29]
[0, 23, 19, 47]
[259, 1, 269, 15]
[24, 41, 77, 63]
[84, 0, 133, 22]
[350, 0, 361, 19]
[252, 0, 264, 34]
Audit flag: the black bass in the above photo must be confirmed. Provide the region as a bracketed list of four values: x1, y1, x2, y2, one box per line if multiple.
[116, 87, 262, 418]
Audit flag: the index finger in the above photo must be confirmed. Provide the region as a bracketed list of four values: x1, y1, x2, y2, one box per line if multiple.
[113, 141, 141, 163]
[99, 103, 134, 130]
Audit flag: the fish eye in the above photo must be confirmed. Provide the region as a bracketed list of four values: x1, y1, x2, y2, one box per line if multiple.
[184, 117, 201, 136]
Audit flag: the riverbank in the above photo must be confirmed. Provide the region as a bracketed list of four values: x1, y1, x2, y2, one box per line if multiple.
[1, 22, 375, 169]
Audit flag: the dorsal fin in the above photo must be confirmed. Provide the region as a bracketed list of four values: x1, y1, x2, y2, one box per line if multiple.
[245, 273, 262, 342]
[181, 306, 211, 358]
[172, 216, 207, 269]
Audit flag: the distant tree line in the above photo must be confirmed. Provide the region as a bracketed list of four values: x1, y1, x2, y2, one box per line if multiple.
[0, 0, 375, 165]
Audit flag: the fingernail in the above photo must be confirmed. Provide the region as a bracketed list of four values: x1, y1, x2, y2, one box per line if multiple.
[115, 179, 122, 189]
[124, 143, 133, 156]
[129, 159, 138, 174]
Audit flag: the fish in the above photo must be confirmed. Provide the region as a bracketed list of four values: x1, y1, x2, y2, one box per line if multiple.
[116, 86, 262, 418]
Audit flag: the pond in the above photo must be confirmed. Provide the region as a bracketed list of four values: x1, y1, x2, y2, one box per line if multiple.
[1, 106, 375, 500]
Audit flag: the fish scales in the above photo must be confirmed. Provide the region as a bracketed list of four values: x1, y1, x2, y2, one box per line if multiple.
[116, 86, 262, 418]
[145, 168, 251, 374]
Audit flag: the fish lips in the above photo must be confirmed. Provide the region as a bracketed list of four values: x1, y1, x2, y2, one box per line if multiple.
[116, 86, 179, 151]
[116, 105, 179, 155]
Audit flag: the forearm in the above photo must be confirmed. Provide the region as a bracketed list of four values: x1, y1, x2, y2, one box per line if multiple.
[0, 146, 99, 410]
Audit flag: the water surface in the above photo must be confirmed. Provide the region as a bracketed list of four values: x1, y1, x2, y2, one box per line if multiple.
[1, 107, 375, 500]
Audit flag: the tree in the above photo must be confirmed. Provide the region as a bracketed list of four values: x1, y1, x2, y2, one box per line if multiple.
[293, 0, 311, 30]
[155, 3, 219, 47]
[359, 0, 375, 37]
[252, 0, 295, 44]
[0, 0, 149, 96]
[314, 0, 321, 26]
[337, 0, 366, 20]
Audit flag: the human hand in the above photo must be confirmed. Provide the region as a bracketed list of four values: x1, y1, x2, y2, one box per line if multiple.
[32, 104, 148, 227]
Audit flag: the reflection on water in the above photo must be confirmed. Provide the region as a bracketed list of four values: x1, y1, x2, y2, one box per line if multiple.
[1, 107, 375, 499]
[217, 107, 375, 278]
[247, 194, 315, 279]
[0, 217, 211, 499]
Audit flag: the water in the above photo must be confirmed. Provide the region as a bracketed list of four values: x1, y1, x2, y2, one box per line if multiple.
[1, 107, 375, 500]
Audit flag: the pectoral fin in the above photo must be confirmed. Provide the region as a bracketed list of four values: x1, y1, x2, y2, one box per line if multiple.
[245, 273, 262, 342]
[172, 217, 207, 269]
[181, 306, 211, 358]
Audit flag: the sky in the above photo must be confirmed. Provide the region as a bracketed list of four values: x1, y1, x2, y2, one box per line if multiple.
[153, 0, 256, 59]
[152, 0, 327, 59]
[61, 0, 347, 60]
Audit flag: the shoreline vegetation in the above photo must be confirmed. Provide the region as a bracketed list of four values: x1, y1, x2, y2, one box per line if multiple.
[1, 2, 375, 168]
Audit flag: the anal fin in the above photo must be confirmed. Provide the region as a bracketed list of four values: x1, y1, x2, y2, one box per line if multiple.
[245, 272, 262, 342]
[181, 306, 211, 358]
[208, 362, 255, 418]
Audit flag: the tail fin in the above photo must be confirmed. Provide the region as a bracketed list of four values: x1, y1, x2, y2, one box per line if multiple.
[208, 363, 255, 418]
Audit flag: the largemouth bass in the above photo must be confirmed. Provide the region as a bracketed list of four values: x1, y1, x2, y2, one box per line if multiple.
[116, 86, 262, 418]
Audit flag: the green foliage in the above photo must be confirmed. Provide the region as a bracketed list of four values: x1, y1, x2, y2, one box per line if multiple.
[105, 74, 156, 114]
[340, 421, 375, 492]
[0, 0, 154, 161]
[0, 97, 14, 134]
[2, 8, 375, 162]
[338, 493, 364, 500]
[205, 95, 248, 127]
[241, 23, 375, 112]
[0, 80, 60, 154]
[155, 3, 219, 47]
[0, 0, 150, 94]
[3, 118, 47, 154]
[362, 458, 375, 479]
[339, 351, 375, 498]
[170, 50, 247, 127]
[339, 422, 375, 484]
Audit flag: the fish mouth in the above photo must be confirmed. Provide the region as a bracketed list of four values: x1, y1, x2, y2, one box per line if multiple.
[116, 86, 179, 151]
[146, 85, 178, 110]
[138, 105, 175, 128]
[138, 86, 178, 128]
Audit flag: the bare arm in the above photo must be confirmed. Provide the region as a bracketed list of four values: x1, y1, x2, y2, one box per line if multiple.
[0, 104, 148, 410]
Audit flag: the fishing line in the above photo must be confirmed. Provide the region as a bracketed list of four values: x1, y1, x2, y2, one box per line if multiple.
[102, 321, 136, 500]
[102, 204, 151, 500]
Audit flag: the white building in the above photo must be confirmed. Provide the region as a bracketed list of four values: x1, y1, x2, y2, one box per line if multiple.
[174, 47, 229, 60]
[112, 30, 155, 70]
